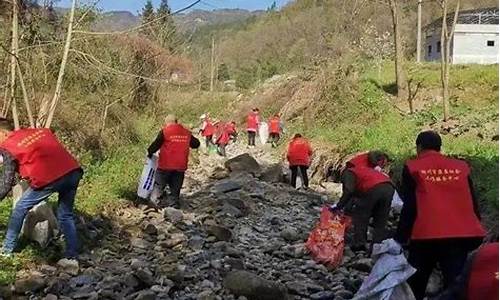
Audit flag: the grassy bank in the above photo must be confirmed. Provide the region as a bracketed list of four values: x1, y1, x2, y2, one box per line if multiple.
[289, 61, 498, 230]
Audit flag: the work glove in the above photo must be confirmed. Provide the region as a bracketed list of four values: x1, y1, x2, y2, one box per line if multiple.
[329, 204, 343, 214]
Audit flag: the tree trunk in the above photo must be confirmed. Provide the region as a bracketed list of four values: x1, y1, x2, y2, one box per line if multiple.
[42, 0, 77, 128]
[389, 0, 409, 103]
[439, 0, 460, 121]
[10, 0, 19, 129]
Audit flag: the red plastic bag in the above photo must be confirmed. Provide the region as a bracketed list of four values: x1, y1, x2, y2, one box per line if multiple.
[305, 206, 352, 268]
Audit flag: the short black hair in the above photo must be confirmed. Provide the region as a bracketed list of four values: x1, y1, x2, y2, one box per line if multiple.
[416, 131, 442, 151]
[368, 150, 389, 167]
[293, 133, 302, 138]
[0, 118, 14, 131]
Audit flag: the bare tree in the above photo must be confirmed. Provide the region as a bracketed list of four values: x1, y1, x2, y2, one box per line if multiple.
[39, 0, 77, 128]
[9, 0, 20, 129]
[388, 0, 410, 104]
[438, 0, 460, 121]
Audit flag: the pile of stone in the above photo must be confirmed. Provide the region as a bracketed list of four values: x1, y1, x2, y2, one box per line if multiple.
[2, 148, 411, 300]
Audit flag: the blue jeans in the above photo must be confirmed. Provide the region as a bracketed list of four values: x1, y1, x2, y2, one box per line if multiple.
[2, 169, 83, 258]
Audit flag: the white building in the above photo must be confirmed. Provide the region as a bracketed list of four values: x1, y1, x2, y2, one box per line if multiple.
[425, 8, 499, 64]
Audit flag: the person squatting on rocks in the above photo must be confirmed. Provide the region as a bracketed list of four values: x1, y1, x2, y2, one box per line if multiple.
[395, 130, 486, 300]
[199, 113, 216, 149]
[246, 108, 260, 147]
[287, 134, 313, 189]
[268, 113, 283, 148]
[147, 115, 200, 208]
[0, 118, 83, 260]
[331, 151, 394, 253]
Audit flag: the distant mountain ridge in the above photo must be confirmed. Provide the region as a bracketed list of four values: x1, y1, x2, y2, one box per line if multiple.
[91, 8, 263, 32]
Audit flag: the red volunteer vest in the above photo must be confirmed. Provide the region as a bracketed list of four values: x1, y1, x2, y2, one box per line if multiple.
[201, 118, 215, 137]
[0, 128, 80, 188]
[350, 166, 391, 193]
[467, 243, 499, 300]
[406, 151, 486, 240]
[268, 117, 281, 134]
[347, 153, 370, 168]
[287, 137, 312, 166]
[246, 113, 258, 132]
[158, 124, 191, 171]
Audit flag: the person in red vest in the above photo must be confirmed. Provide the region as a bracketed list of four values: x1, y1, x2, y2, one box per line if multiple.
[215, 122, 233, 157]
[0, 118, 83, 260]
[148, 115, 200, 208]
[395, 131, 486, 300]
[436, 242, 499, 300]
[228, 121, 238, 142]
[332, 150, 393, 252]
[268, 113, 282, 148]
[246, 108, 260, 147]
[287, 134, 313, 189]
[199, 113, 215, 150]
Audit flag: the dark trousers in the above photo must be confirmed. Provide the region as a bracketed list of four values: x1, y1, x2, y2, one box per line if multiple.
[151, 169, 185, 203]
[247, 131, 256, 146]
[350, 183, 394, 248]
[205, 136, 213, 149]
[270, 133, 280, 147]
[290, 165, 308, 188]
[3, 169, 83, 258]
[217, 144, 226, 157]
[407, 238, 482, 300]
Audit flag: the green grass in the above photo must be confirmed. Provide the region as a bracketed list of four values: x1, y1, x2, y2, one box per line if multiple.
[302, 61, 498, 230]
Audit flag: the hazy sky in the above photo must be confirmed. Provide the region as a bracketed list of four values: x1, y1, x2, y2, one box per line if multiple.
[58, 0, 293, 14]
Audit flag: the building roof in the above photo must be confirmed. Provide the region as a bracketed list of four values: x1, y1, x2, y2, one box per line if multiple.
[426, 7, 499, 30]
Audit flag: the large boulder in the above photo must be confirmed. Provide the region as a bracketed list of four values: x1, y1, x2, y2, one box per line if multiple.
[223, 271, 289, 300]
[260, 163, 285, 183]
[12, 181, 59, 248]
[224, 154, 261, 177]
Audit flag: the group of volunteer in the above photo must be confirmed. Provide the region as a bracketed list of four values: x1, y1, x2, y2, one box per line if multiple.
[199, 112, 237, 157]
[0, 111, 496, 300]
[331, 131, 497, 300]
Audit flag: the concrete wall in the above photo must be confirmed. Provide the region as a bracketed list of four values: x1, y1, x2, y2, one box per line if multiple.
[453, 24, 499, 64]
[425, 24, 499, 64]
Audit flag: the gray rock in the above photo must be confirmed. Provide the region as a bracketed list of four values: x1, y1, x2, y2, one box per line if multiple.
[260, 163, 284, 183]
[43, 294, 58, 300]
[310, 291, 335, 300]
[164, 207, 184, 224]
[197, 290, 216, 300]
[280, 227, 300, 242]
[134, 289, 156, 300]
[223, 271, 289, 300]
[221, 204, 243, 218]
[57, 258, 80, 276]
[18, 200, 59, 248]
[134, 269, 155, 287]
[213, 180, 242, 193]
[130, 238, 151, 250]
[15, 273, 46, 293]
[144, 223, 158, 235]
[188, 235, 205, 250]
[351, 258, 373, 273]
[224, 154, 261, 176]
[131, 258, 150, 270]
[206, 225, 233, 242]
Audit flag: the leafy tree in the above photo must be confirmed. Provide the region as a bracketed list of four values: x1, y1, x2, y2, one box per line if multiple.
[267, 1, 277, 12]
[141, 0, 155, 27]
[217, 63, 230, 81]
[157, 0, 177, 50]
